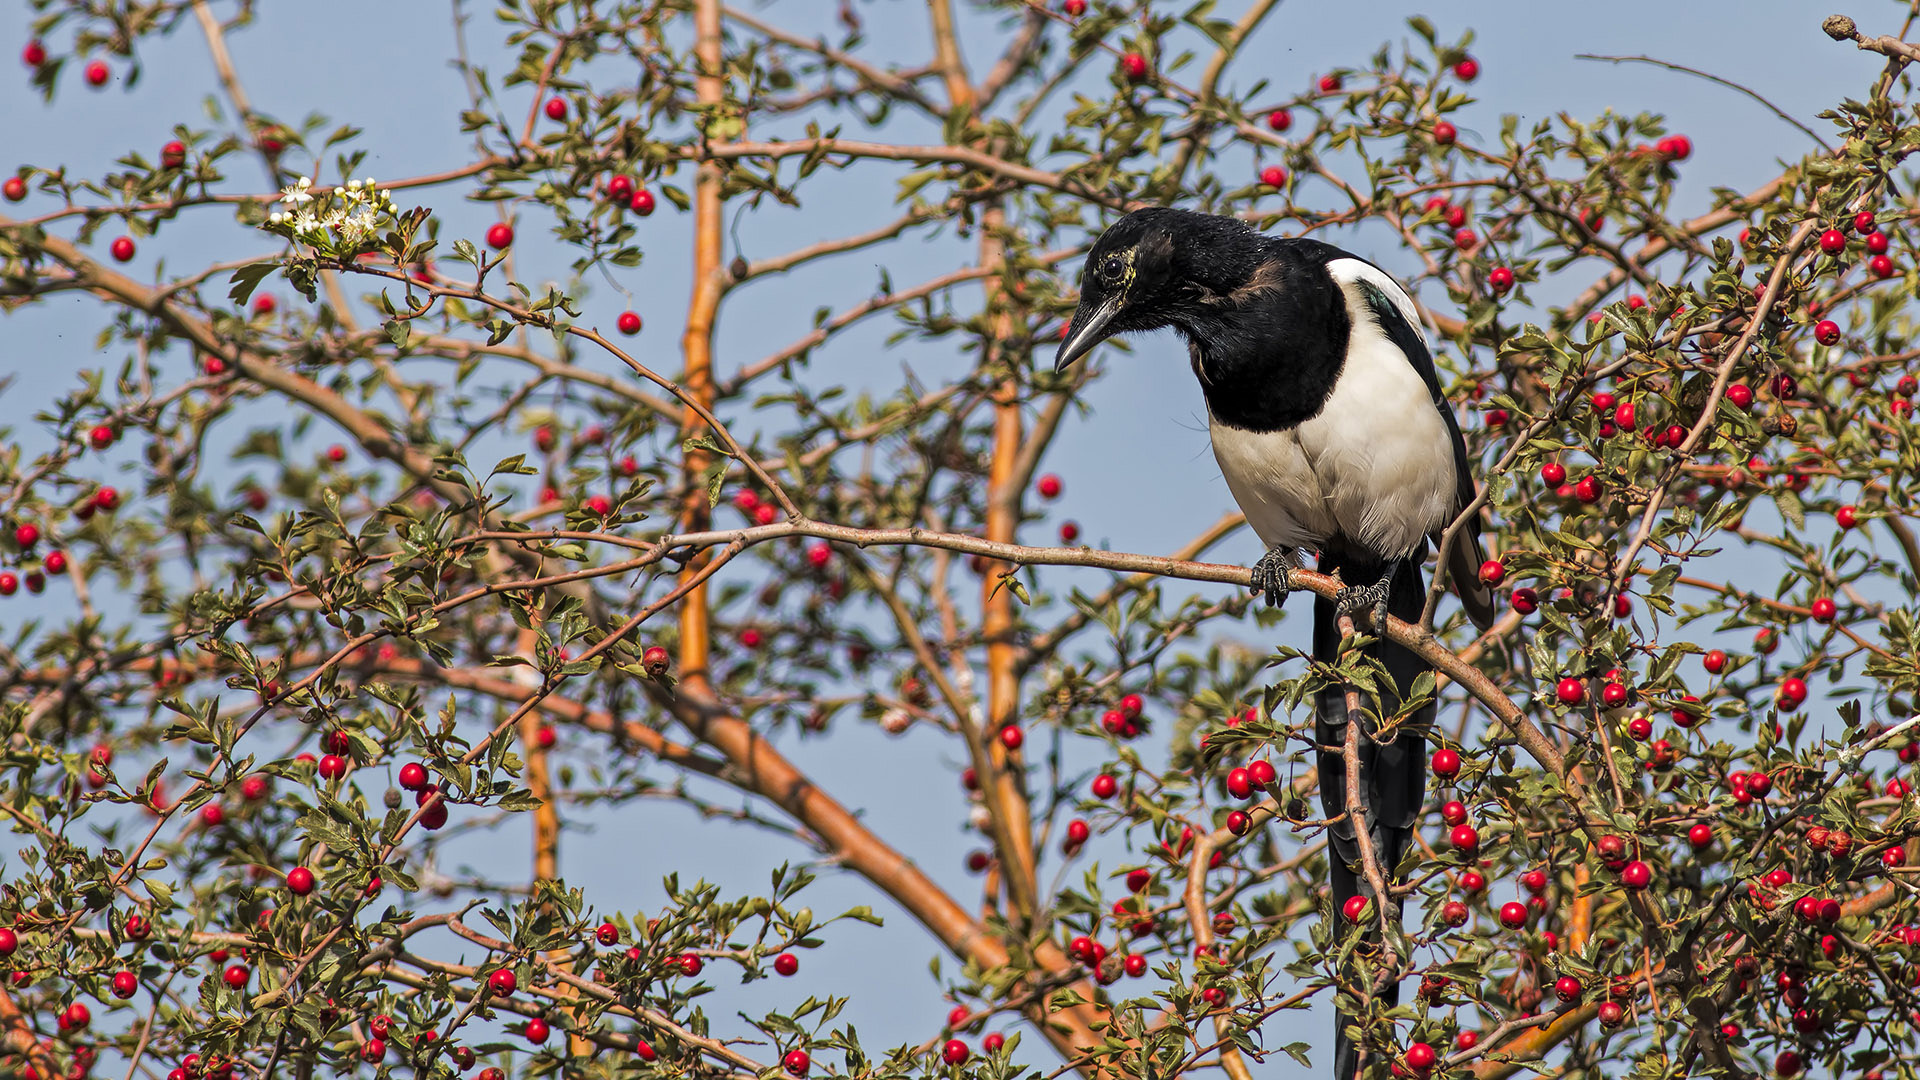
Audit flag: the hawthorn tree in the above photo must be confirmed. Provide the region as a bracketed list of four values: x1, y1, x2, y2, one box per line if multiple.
[4, 2, 1920, 1079]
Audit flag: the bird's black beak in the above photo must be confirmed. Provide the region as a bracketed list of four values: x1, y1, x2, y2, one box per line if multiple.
[1053, 294, 1123, 372]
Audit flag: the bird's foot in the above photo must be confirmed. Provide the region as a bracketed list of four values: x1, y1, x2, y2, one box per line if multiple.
[1335, 571, 1394, 631]
[1249, 548, 1297, 608]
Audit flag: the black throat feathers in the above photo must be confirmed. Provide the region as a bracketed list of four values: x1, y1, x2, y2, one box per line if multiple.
[1180, 252, 1352, 434]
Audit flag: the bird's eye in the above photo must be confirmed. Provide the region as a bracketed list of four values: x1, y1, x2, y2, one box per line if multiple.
[1097, 255, 1126, 286]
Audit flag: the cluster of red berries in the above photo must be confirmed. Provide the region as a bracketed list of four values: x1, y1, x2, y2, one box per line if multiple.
[1100, 693, 1149, 739]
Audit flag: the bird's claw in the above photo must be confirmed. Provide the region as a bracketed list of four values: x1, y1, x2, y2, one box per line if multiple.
[1249, 548, 1296, 608]
[1335, 576, 1393, 630]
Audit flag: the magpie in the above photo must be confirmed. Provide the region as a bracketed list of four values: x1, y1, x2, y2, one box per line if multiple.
[1054, 207, 1495, 1080]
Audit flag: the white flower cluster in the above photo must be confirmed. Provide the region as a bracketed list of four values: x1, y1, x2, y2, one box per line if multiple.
[264, 176, 396, 249]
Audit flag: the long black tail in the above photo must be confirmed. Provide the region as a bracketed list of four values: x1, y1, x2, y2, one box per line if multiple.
[1315, 554, 1432, 1080]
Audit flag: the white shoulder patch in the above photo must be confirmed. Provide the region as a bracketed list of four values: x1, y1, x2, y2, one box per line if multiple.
[1325, 257, 1427, 346]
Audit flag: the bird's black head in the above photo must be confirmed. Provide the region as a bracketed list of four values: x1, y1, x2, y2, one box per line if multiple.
[1054, 207, 1271, 371]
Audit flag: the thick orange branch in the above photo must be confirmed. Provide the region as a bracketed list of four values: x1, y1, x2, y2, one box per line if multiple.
[677, 0, 726, 688]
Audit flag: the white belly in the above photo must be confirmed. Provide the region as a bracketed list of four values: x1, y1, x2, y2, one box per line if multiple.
[1209, 321, 1456, 560]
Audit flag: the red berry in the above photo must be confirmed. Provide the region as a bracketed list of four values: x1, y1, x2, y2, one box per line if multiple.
[112, 970, 138, 999]
[630, 188, 656, 215]
[1856, 210, 1878, 233]
[1441, 800, 1468, 826]
[1554, 975, 1583, 1003]
[1432, 121, 1457, 146]
[943, 1039, 970, 1066]
[1062, 0, 1087, 13]
[1601, 682, 1628, 707]
[1620, 860, 1652, 889]
[1837, 505, 1858, 529]
[0, 928, 14, 956]
[1511, 587, 1538, 615]
[1342, 894, 1371, 923]
[1477, 559, 1505, 587]
[286, 866, 315, 895]
[488, 968, 517, 996]
[1260, 164, 1287, 188]
[597, 922, 619, 946]
[1319, 74, 1343, 93]
[1665, 134, 1692, 160]
[85, 60, 110, 86]
[1036, 473, 1063, 499]
[544, 97, 567, 121]
[1540, 462, 1566, 486]
[1814, 320, 1841, 346]
[1574, 475, 1602, 503]
[1226, 768, 1253, 800]
[223, 962, 250, 988]
[1868, 230, 1890, 254]
[1811, 597, 1837, 623]
[160, 140, 186, 168]
[617, 310, 643, 335]
[1498, 901, 1527, 929]
[606, 175, 634, 202]
[1064, 819, 1091, 848]
[1872, 253, 1896, 278]
[1820, 229, 1847, 253]
[2, 177, 25, 202]
[22, 40, 46, 66]
[199, 802, 226, 827]
[525, 1017, 550, 1043]
[1777, 677, 1808, 710]
[398, 762, 427, 790]
[1266, 109, 1292, 131]
[1688, 823, 1714, 851]
[773, 952, 799, 976]
[1885, 846, 1908, 869]
[1441, 900, 1469, 926]
[1225, 809, 1250, 835]
[1627, 717, 1652, 741]
[784, 1050, 811, 1077]
[1120, 53, 1149, 81]
[318, 755, 347, 780]
[1489, 266, 1514, 294]
[1453, 227, 1477, 250]
[486, 222, 514, 249]
[1091, 773, 1118, 799]
[1703, 649, 1727, 674]
[1460, 870, 1486, 893]
[1555, 677, 1585, 705]
[110, 236, 135, 262]
[1453, 57, 1479, 81]
[1431, 748, 1461, 779]
[1775, 1051, 1803, 1078]
[999, 725, 1024, 750]
[1449, 824, 1479, 854]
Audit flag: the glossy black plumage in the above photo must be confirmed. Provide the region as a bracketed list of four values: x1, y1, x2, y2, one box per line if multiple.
[1057, 207, 1493, 1080]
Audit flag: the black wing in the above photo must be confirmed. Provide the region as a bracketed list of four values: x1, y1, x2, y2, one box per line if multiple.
[1352, 278, 1496, 631]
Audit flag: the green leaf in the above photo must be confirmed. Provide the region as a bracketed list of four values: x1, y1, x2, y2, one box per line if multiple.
[227, 261, 278, 307]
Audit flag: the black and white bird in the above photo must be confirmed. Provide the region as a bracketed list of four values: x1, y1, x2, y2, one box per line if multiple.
[1055, 207, 1495, 1080]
